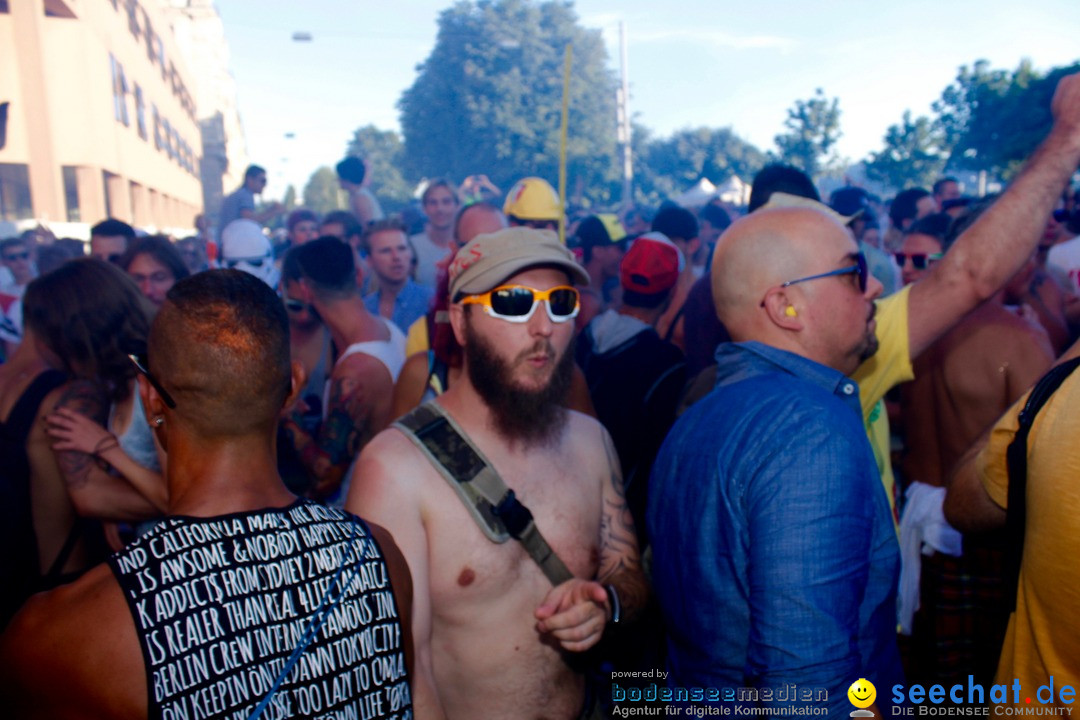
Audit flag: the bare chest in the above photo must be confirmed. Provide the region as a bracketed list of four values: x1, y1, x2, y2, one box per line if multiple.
[422, 447, 603, 613]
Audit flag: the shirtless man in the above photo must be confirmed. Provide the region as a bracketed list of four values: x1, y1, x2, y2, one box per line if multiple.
[1, 270, 414, 720]
[347, 227, 648, 719]
[281, 237, 405, 502]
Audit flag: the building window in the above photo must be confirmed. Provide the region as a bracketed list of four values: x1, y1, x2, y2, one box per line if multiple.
[62, 166, 80, 222]
[145, 24, 156, 64]
[157, 37, 166, 81]
[0, 1, 10, 13]
[134, 85, 147, 139]
[110, 54, 129, 126]
[0, 164, 34, 221]
[125, 0, 140, 40]
[162, 118, 173, 159]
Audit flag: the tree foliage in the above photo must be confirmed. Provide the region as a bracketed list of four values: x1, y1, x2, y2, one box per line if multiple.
[932, 59, 1080, 179]
[634, 126, 766, 203]
[864, 111, 947, 191]
[302, 166, 346, 216]
[774, 89, 842, 179]
[345, 125, 414, 211]
[398, 0, 620, 203]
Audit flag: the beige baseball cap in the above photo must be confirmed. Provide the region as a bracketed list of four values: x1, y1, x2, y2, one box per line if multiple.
[448, 227, 589, 300]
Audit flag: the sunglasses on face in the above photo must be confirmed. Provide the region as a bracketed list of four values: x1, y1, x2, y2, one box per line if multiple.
[894, 252, 942, 270]
[3, 252, 29, 262]
[224, 257, 268, 269]
[128, 354, 177, 410]
[283, 298, 310, 314]
[1053, 209, 1070, 223]
[779, 251, 869, 293]
[460, 285, 580, 323]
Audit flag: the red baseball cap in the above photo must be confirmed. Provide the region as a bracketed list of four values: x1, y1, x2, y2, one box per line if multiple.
[620, 232, 683, 294]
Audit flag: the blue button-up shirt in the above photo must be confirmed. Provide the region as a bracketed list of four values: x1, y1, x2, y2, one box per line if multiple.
[648, 341, 903, 716]
[364, 280, 433, 335]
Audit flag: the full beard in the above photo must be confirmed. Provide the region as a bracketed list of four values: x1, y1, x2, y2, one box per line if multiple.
[464, 324, 574, 449]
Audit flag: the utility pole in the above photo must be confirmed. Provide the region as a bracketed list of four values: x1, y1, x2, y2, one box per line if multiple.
[616, 21, 633, 206]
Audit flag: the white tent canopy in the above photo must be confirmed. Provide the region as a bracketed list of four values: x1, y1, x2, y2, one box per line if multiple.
[673, 176, 748, 207]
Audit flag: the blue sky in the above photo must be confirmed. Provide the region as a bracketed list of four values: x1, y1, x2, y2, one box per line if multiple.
[216, 0, 1080, 198]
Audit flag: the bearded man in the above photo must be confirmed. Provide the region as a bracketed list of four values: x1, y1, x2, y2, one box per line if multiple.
[346, 227, 647, 720]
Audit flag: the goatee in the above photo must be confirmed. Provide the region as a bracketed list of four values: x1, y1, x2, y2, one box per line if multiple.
[464, 324, 574, 449]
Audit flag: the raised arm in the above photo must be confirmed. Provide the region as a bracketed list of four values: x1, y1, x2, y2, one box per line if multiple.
[907, 72, 1080, 358]
[345, 433, 445, 720]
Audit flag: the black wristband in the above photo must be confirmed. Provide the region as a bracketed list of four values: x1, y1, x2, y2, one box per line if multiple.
[604, 584, 621, 625]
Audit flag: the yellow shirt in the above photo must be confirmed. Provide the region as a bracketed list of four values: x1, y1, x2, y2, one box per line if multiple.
[405, 316, 429, 357]
[979, 370, 1080, 702]
[852, 285, 914, 515]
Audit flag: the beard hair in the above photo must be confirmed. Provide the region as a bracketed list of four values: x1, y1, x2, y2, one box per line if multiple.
[464, 319, 574, 449]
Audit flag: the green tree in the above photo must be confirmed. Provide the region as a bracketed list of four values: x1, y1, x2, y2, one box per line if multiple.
[302, 166, 346, 216]
[398, 0, 620, 204]
[864, 111, 947, 191]
[933, 59, 1080, 179]
[345, 125, 414, 211]
[635, 126, 766, 203]
[774, 88, 842, 179]
[282, 184, 298, 211]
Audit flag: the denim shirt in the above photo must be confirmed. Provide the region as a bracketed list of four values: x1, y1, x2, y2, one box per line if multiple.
[364, 280, 433, 335]
[648, 341, 903, 715]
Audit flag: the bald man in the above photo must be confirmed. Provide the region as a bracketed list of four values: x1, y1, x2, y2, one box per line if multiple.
[1, 271, 414, 720]
[647, 207, 902, 716]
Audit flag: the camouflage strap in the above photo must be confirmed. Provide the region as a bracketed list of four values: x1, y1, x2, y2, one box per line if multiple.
[394, 402, 574, 586]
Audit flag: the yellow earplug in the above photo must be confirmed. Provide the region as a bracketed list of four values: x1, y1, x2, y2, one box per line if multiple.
[785, 306, 797, 317]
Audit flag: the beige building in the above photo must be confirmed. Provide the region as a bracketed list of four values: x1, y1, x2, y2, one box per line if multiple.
[0, 0, 203, 238]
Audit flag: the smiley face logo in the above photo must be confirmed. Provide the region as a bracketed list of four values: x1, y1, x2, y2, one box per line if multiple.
[848, 678, 876, 709]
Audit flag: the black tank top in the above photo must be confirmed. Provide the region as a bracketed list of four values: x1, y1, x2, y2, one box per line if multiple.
[110, 499, 412, 720]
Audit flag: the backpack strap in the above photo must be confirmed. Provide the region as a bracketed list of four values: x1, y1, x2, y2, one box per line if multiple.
[394, 402, 574, 586]
[1004, 356, 1080, 611]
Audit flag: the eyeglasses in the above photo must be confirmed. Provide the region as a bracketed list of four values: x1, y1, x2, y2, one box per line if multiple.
[2, 252, 29, 262]
[894, 252, 942, 270]
[781, 252, 868, 293]
[127, 354, 177, 410]
[460, 285, 580, 323]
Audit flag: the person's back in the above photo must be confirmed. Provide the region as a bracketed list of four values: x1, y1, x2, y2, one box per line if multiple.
[0, 270, 414, 720]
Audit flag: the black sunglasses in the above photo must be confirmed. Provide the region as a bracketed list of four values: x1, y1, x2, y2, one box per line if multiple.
[894, 252, 942, 270]
[128, 354, 177, 410]
[3, 252, 29, 262]
[1053, 209, 1070, 223]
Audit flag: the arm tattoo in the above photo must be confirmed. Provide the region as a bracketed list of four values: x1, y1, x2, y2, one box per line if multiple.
[306, 373, 373, 496]
[597, 430, 649, 621]
[54, 380, 109, 489]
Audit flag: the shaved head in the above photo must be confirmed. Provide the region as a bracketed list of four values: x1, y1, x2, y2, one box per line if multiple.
[150, 270, 291, 438]
[711, 206, 880, 373]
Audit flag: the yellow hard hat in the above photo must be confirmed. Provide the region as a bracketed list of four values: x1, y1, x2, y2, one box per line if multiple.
[503, 177, 561, 222]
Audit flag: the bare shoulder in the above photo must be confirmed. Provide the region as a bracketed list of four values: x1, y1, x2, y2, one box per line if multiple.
[563, 409, 614, 465]
[333, 350, 393, 386]
[1, 564, 145, 719]
[346, 426, 430, 512]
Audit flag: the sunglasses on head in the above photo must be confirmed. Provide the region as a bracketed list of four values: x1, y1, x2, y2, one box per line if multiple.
[460, 285, 580, 323]
[778, 251, 869, 293]
[894, 252, 942, 270]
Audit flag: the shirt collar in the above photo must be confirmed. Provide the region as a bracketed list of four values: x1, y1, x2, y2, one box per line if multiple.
[715, 341, 862, 415]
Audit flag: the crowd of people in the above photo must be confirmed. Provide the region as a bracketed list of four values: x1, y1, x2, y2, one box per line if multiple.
[0, 71, 1079, 720]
